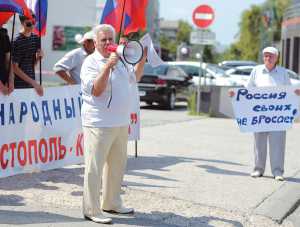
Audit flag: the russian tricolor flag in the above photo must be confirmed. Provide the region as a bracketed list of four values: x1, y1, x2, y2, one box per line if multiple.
[25, 0, 48, 36]
[0, 0, 32, 25]
[100, 0, 148, 35]
[0, 0, 30, 15]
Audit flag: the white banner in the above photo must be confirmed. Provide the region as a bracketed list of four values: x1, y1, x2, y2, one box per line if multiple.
[231, 86, 300, 133]
[0, 85, 140, 178]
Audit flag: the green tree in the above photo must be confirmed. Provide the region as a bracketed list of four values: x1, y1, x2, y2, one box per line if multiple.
[176, 20, 192, 44]
[160, 20, 192, 59]
[220, 0, 291, 62]
[263, 0, 291, 42]
[224, 5, 262, 61]
[202, 46, 216, 63]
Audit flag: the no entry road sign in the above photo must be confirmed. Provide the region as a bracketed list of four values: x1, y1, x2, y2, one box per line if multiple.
[192, 5, 215, 29]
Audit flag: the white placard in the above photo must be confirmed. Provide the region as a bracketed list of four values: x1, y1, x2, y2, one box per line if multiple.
[231, 86, 300, 133]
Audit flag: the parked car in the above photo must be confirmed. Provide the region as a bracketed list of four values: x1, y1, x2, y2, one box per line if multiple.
[138, 63, 193, 109]
[168, 61, 237, 86]
[218, 60, 257, 70]
[287, 69, 300, 85]
[226, 66, 300, 86]
[225, 66, 255, 86]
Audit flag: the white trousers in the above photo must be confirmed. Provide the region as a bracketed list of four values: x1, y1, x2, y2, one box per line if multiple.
[253, 131, 286, 176]
[82, 126, 128, 216]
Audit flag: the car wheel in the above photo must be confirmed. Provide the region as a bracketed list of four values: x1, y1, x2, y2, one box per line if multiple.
[166, 90, 176, 110]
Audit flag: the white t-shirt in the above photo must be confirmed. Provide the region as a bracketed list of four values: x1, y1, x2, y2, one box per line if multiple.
[80, 50, 132, 127]
[53, 47, 87, 84]
[247, 65, 291, 88]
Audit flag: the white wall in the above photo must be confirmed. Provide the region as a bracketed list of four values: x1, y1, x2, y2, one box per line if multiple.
[43, 0, 98, 73]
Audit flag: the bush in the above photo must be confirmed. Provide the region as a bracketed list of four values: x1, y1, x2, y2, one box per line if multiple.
[187, 91, 197, 115]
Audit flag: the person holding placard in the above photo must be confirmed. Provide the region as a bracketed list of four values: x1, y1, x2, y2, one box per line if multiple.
[246, 46, 300, 181]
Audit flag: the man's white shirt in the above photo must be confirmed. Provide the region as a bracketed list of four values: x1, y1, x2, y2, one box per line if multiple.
[80, 50, 132, 127]
[247, 65, 291, 88]
[53, 47, 88, 84]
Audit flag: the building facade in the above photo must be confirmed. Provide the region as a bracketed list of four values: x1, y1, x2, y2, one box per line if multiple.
[282, 0, 300, 74]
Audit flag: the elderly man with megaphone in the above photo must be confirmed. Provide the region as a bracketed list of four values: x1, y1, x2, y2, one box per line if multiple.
[80, 24, 147, 224]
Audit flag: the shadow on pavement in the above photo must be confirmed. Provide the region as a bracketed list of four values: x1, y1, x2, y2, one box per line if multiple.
[127, 155, 244, 172]
[0, 195, 25, 206]
[110, 211, 244, 227]
[261, 175, 300, 183]
[0, 154, 249, 200]
[197, 164, 249, 176]
[0, 210, 83, 225]
[285, 177, 300, 183]
[125, 155, 247, 187]
[0, 167, 84, 191]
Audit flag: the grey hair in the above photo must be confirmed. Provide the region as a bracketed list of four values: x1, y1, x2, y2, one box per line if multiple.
[93, 24, 116, 41]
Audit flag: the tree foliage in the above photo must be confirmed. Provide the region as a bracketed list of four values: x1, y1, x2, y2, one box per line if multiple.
[221, 0, 291, 62]
[222, 5, 262, 61]
[265, 0, 291, 41]
[160, 20, 192, 60]
[176, 20, 192, 43]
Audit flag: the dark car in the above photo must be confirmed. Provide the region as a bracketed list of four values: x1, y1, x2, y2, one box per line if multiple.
[138, 63, 193, 110]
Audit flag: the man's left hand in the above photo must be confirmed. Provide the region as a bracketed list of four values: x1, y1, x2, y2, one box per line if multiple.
[8, 79, 14, 95]
[295, 89, 300, 96]
[36, 49, 44, 60]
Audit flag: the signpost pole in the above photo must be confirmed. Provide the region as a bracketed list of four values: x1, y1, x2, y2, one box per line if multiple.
[192, 4, 215, 114]
[196, 46, 203, 113]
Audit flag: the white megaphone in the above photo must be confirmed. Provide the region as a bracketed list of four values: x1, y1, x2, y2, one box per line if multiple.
[106, 40, 143, 65]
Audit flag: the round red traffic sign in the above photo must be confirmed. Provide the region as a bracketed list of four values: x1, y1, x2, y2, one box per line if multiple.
[192, 5, 215, 29]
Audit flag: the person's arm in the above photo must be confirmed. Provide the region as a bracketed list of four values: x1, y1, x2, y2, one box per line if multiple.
[134, 47, 147, 82]
[92, 53, 119, 97]
[13, 63, 43, 96]
[56, 70, 77, 84]
[5, 52, 14, 94]
[34, 49, 44, 66]
[0, 80, 8, 95]
[54, 50, 78, 84]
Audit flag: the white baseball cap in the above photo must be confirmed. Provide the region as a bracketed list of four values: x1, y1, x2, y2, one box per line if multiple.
[78, 31, 94, 44]
[262, 46, 279, 56]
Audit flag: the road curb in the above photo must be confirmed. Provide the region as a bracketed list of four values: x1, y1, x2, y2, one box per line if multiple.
[253, 172, 300, 223]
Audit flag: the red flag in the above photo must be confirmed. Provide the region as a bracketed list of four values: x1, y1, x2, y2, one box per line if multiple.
[100, 0, 148, 35]
[0, 12, 13, 26]
[123, 0, 148, 35]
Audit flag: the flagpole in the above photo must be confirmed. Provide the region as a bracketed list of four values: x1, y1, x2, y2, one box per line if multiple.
[8, 14, 16, 79]
[117, 0, 127, 43]
[118, 0, 139, 158]
[38, 0, 42, 85]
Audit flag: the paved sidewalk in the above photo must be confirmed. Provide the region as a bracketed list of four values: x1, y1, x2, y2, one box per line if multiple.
[1, 117, 300, 226]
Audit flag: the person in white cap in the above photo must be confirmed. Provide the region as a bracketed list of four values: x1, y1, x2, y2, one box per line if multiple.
[53, 30, 95, 84]
[245, 46, 300, 181]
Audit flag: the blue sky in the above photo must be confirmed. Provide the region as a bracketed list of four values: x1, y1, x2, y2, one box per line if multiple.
[160, 0, 266, 45]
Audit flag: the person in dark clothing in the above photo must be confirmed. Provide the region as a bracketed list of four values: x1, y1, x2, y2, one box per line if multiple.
[12, 13, 43, 96]
[0, 26, 14, 95]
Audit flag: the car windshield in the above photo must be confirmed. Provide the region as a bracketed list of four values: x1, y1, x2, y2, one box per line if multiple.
[287, 70, 300, 80]
[226, 68, 253, 76]
[144, 64, 168, 75]
[176, 65, 199, 76]
[206, 64, 225, 75]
